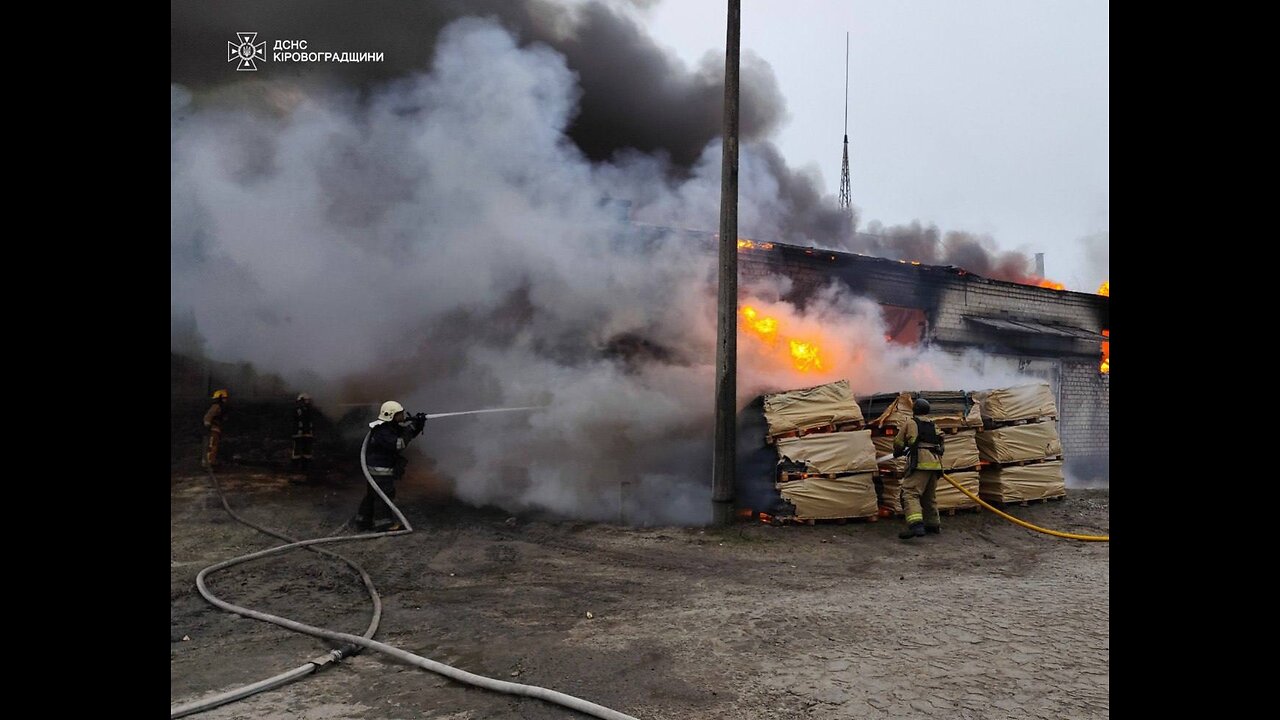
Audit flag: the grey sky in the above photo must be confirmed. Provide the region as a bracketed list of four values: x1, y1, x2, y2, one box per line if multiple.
[639, 0, 1109, 291]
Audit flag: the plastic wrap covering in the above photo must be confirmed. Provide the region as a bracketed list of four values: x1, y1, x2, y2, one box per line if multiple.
[942, 430, 981, 471]
[762, 379, 863, 436]
[978, 461, 1066, 503]
[974, 383, 1057, 423]
[776, 473, 879, 519]
[776, 430, 877, 474]
[937, 470, 980, 510]
[976, 422, 1062, 464]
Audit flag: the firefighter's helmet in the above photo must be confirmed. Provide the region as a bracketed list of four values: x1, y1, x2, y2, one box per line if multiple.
[297, 393, 311, 403]
[212, 389, 229, 400]
[912, 397, 931, 415]
[378, 400, 405, 422]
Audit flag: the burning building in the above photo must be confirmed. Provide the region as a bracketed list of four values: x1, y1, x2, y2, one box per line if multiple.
[731, 237, 1109, 484]
[629, 225, 1110, 491]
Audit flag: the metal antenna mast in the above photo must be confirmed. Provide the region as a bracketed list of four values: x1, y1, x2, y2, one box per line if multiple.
[838, 32, 852, 217]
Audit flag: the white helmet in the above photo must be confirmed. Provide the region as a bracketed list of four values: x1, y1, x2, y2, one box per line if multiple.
[378, 400, 405, 422]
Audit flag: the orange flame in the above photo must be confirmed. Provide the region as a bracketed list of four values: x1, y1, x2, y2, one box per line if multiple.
[1033, 277, 1066, 290]
[1097, 280, 1109, 296]
[736, 509, 777, 524]
[1100, 329, 1109, 374]
[740, 306, 778, 342]
[737, 239, 774, 251]
[789, 340, 824, 371]
[740, 305, 824, 373]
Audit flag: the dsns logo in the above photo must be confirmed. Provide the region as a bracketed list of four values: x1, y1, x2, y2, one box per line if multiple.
[227, 32, 266, 71]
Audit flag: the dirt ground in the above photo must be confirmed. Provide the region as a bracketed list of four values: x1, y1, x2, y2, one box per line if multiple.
[171, 465, 1109, 720]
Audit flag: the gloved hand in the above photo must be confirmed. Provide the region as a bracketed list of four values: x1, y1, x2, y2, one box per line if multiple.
[412, 412, 427, 434]
[892, 445, 906, 458]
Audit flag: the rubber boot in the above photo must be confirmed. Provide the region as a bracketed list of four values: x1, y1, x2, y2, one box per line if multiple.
[925, 525, 941, 535]
[899, 523, 926, 540]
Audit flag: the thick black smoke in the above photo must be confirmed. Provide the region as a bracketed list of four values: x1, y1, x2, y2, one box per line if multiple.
[172, 0, 862, 244]
[174, 0, 1064, 276]
[854, 220, 1041, 284]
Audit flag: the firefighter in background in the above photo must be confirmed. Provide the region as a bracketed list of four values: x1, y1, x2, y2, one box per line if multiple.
[893, 397, 944, 540]
[291, 393, 315, 472]
[203, 389, 229, 469]
[355, 400, 425, 532]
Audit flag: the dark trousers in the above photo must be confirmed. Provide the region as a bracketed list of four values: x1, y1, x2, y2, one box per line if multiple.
[356, 476, 398, 529]
[292, 434, 314, 470]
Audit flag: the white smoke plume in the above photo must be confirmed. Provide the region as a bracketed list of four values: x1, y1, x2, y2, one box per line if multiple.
[172, 19, 1035, 524]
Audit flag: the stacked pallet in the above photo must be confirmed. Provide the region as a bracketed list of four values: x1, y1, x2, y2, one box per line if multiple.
[863, 391, 983, 514]
[973, 383, 1066, 503]
[936, 431, 981, 512]
[762, 380, 879, 521]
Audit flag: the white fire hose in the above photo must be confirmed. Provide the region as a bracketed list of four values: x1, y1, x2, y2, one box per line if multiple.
[174, 407, 639, 720]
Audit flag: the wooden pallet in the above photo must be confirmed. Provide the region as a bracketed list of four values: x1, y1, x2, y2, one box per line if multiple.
[765, 420, 865, 445]
[989, 415, 1057, 428]
[868, 424, 899, 438]
[879, 465, 978, 478]
[771, 513, 879, 526]
[778, 470, 876, 483]
[991, 455, 1063, 468]
[981, 493, 1066, 507]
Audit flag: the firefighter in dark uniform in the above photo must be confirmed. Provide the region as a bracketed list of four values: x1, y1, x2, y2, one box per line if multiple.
[893, 397, 944, 540]
[202, 389, 229, 469]
[291, 393, 315, 472]
[354, 400, 425, 532]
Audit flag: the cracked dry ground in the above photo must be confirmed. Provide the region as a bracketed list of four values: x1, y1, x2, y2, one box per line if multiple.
[172, 470, 1108, 719]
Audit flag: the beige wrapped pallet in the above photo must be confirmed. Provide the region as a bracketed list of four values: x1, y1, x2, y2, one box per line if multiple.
[979, 460, 1066, 503]
[775, 430, 877, 475]
[762, 379, 863, 437]
[943, 430, 980, 471]
[973, 383, 1057, 424]
[776, 473, 879, 519]
[976, 421, 1063, 464]
[937, 469, 980, 510]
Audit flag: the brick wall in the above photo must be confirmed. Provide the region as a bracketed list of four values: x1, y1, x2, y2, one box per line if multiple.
[1058, 359, 1109, 483]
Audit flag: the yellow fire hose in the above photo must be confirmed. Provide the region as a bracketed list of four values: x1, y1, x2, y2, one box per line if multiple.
[941, 472, 1109, 542]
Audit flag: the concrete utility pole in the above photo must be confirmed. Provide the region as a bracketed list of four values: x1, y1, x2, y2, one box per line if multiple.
[712, 0, 740, 526]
